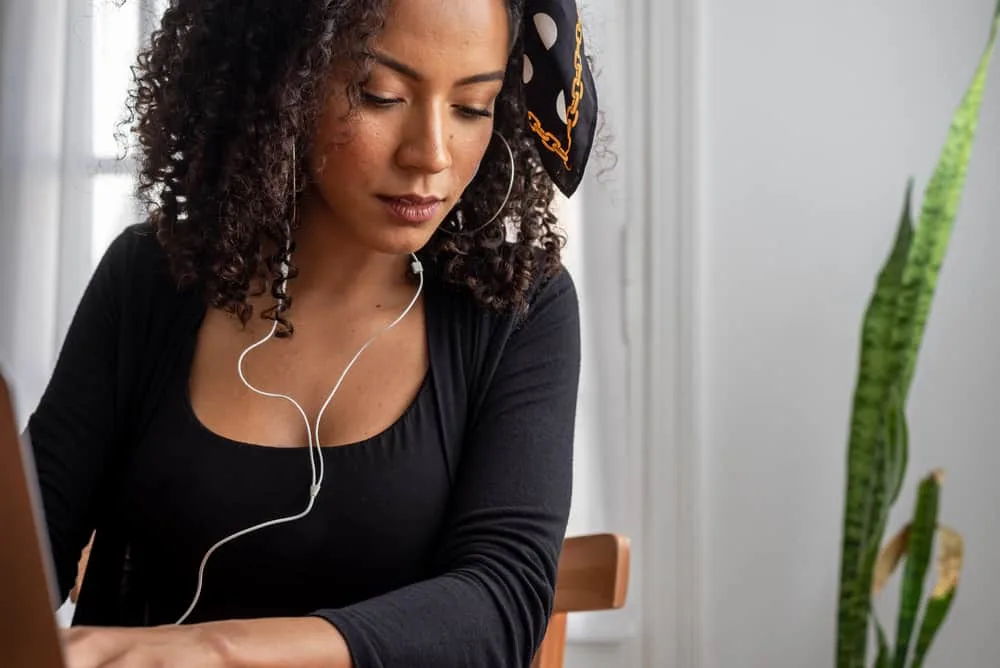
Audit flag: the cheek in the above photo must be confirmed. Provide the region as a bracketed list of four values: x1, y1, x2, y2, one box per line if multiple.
[310, 86, 382, 180]
[453, 129, 495, 188]
[310, 117, 393, 186]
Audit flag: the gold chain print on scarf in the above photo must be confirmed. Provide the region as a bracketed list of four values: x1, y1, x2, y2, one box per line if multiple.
[527, 19, 585, 172]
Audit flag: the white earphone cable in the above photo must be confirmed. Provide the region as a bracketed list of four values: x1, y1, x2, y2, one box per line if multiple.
[174, 149, 426, 623]
[175, 256, 423, 625]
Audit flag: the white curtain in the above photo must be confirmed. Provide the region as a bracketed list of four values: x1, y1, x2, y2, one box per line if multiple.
[0, 0, 72, 425]
[1, 0, 151, 419]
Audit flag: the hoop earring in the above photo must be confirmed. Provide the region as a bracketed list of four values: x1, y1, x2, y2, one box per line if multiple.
[439, 130, 516, 236]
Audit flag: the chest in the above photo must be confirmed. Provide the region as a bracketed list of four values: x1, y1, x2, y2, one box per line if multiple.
[120, 404, 455, 622]
[118, 300, 459, 621]
[188, 301, 429, 448]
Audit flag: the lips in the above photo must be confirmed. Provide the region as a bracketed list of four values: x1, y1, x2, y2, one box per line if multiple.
[385, 194, 442, 205]
[378, 194, 444, 224]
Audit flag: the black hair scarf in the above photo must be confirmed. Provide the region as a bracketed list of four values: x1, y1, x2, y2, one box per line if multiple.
[521, 0, 598, 198]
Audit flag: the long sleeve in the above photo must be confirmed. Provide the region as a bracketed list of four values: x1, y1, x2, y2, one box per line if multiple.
[312, 268, 581, 668]
[25, 230, 134, 603]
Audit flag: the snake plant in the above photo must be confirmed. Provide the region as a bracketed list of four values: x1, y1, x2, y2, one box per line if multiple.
[835, 3, 999, 667]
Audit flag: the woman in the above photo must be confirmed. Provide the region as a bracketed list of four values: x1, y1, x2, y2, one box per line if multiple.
[29, 0, 599, 665]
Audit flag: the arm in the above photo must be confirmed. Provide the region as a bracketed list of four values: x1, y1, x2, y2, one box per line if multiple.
[64, 618, 353, 668]
[310, 269, 581, 667]
[26, 230, 131, 603]
[209, 618, 352, 668]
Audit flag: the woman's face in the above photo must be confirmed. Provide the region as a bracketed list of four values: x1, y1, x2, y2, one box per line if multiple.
[306, 0, 511, 255]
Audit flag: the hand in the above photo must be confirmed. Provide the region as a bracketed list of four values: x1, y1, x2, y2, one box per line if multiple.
[63, 624, 224, 668]
[69, 533, 94, 604]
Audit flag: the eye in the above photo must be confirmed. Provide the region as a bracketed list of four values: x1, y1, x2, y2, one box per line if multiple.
[456, 105, 493, 120]
[362, 91, 403, 107]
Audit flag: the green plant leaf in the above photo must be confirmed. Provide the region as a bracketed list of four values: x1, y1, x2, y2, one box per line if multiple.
[837, 4, 999, 664]
[860, 387, 910, 659]
[869, 519, 963, 668]
[909, 592, 955, 668]
[910, 526, 963, 668]
[892, 471, 943, 668]
[837, 195, 913, 668]
[884, 383, 909, 510]
[890, 0, 1000, 402]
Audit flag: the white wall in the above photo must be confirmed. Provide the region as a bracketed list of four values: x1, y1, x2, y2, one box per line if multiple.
[698, 0, 1000, 666]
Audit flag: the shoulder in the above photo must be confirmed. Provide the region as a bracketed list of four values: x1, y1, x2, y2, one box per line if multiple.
[97, 222, 170, 281]
[522, 260, 578, 325]
[89, 222, 203, 350]
[428, 246, 579, 380]
[429, 245, 579, 335]
[510, 247, 580, 337]
[93, 222, 195, 307]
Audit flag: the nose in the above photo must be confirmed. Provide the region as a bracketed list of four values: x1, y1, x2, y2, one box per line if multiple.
[396, 102, 453, 174]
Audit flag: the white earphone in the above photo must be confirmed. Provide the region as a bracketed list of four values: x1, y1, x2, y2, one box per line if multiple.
[174, 151, 424, 625]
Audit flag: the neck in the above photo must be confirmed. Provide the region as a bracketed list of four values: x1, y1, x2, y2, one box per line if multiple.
[286, 189, 413, 305]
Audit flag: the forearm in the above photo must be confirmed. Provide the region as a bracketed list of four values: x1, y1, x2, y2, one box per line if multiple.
[204, 617, 353, 668]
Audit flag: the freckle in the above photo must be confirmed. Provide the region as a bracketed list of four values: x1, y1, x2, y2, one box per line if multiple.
[375, 304, 383, 309]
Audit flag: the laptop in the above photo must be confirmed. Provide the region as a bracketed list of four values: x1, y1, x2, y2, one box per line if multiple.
[0, 371, 67, 668]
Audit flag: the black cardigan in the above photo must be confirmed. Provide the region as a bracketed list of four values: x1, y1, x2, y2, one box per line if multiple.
[26, 223, 581, 667]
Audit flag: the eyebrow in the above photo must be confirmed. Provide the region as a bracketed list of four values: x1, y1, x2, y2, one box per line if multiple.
[371, 52, 506, 87]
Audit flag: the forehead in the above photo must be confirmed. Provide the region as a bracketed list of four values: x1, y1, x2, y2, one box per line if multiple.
[377, 0, 511, 71]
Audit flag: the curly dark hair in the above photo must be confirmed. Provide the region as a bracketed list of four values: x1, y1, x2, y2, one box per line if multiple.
[127, 0, 570, 336]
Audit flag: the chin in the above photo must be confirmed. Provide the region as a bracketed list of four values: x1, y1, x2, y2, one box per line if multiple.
[364, 223, 439, 257]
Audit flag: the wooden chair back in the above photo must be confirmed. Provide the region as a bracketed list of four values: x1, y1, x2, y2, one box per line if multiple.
[531, 533, 631, 668]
